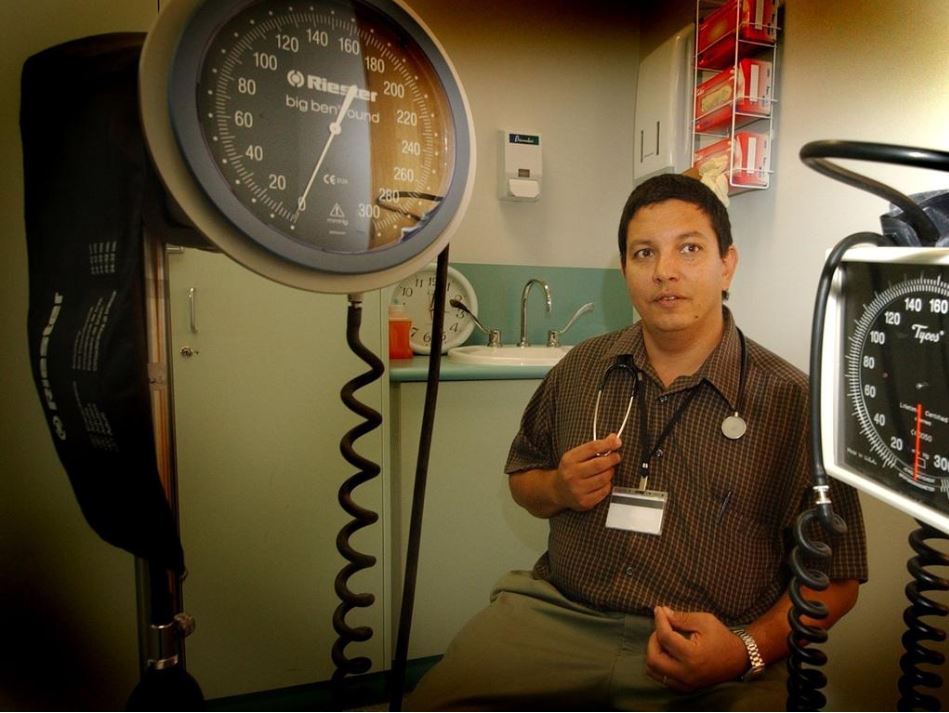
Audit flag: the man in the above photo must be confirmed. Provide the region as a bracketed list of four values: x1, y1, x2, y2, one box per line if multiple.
[408, 174, 867, 710]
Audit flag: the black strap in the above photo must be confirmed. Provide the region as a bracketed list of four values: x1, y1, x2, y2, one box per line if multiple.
[636, 378, 702, 482]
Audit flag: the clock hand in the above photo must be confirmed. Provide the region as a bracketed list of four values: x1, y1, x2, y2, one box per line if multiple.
[914, 402, 923, 481]
[294, 84, 359, 216]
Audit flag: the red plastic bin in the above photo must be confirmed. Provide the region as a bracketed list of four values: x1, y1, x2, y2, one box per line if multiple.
[697, 0, 777, 69]
[693, 131, 770, 188]
[694, 58, 772, 132]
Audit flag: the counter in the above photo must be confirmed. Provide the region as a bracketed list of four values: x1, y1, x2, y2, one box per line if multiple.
[388, 355, 552, 382]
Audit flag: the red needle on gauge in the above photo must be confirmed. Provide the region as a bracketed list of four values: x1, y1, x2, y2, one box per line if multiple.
[913, 403, 923, 481]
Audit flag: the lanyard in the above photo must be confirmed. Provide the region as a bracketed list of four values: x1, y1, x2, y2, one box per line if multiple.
[635, 378, 701, 490]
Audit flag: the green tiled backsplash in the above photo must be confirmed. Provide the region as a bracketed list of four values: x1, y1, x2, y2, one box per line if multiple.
[451, 263, 635, 348]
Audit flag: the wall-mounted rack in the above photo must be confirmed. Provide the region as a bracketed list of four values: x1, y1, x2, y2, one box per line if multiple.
[691, 0, 780, 194]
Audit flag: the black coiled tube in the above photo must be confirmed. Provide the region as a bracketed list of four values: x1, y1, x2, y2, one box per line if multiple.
[786, 507, 846, 710]
[332, 296, 385, 682]
[897, 522, 948, 711]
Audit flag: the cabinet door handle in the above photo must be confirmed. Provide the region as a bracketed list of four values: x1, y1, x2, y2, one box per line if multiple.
[188, 287, 198, 334]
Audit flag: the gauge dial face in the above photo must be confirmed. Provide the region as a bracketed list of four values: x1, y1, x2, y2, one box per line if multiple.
[842, 261, 949, 517]
[169, 0, 468, 275]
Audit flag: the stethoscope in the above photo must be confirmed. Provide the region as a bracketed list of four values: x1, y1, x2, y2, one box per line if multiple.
[592, 329, 749, 449]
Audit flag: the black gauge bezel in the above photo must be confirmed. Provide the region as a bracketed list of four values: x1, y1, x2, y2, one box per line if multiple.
[825, 247, 949, 534]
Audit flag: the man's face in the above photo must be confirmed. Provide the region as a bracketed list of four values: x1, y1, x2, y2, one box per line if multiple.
[621, 199, 737, 339]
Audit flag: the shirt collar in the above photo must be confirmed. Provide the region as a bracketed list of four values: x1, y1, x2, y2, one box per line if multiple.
[602, 308, 743, 410]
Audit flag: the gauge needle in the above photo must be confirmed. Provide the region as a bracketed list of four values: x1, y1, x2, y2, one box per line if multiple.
[295, 84, 359, 216]
[913, 402, 923, 481]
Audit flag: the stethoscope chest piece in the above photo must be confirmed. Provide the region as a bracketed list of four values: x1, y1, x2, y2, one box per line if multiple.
[720, 330, 750, 440]
[721, 414, 747, 440]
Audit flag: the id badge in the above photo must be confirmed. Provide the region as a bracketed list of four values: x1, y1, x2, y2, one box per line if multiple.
[605, 486, 667, 535]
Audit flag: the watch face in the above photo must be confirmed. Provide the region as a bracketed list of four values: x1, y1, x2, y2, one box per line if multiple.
[164, 0, 472, 278]
[392, 265, 476, 353]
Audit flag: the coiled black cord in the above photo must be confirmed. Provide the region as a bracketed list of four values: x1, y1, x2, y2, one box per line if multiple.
[332, 295, 385, 682]
[787, 231, 888, 711]
[897, 523, 949, 711]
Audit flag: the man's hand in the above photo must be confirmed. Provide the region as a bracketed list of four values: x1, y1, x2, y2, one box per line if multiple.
[509, 434, 621, 518]
[551, 434, 622, 511]
[645, 606, 747, 693]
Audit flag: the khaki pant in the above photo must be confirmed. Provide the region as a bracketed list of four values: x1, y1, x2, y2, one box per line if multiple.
[407, 570, 787, 711]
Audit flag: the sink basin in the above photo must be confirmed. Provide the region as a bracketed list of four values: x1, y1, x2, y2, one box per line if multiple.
[447, 345, 572, 367]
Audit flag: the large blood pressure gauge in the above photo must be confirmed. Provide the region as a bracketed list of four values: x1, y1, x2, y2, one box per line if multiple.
[823, 247, 949, 533]
[140, 0, 474, 293]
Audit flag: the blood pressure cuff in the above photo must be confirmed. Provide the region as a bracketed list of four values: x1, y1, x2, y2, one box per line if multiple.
[21, 34, 184, 573]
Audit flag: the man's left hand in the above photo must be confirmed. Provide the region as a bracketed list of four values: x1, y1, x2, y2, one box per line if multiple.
[645, 605, 748, 693]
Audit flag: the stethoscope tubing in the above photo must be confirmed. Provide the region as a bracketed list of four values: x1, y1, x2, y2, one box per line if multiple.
[591, 364, 637, 442]
[591, 329, 749, 447]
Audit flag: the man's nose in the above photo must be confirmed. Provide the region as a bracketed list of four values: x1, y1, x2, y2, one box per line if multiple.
[653, 250, 678, 282]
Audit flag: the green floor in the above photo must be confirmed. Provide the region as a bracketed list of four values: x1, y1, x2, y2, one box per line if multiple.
[205, 657, 440, 711]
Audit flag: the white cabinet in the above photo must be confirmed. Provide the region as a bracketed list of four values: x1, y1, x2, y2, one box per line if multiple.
[168, 247, 385, 698]
[165, 247, 548, 695]
[387, 379, 549, 658]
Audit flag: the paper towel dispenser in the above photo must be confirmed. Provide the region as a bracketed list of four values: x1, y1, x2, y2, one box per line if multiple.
[633, 24, 694, 183]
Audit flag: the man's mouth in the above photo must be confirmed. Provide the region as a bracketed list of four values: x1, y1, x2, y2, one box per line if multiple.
[654, 294, 684, 304]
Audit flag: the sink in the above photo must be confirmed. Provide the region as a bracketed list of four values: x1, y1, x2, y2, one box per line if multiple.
[447, 344, 572, 367]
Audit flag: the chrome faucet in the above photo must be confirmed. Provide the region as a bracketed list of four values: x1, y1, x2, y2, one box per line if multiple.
[450, 299, 502, 347]
[519, 278, 552, 347]
[547, 302, 594, 347]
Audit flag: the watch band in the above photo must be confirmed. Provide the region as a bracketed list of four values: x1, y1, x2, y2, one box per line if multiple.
[732, 628, 766, 681]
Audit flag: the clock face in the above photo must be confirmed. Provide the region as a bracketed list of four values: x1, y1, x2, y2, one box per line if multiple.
[392, 265, 477, 353]
[140, 0, 475, 294]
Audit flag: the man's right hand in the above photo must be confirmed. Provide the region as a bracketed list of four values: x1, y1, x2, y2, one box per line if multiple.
[509, 434, 622, 518]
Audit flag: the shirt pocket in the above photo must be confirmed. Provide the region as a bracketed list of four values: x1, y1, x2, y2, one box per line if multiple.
[690, 484, 785, 622]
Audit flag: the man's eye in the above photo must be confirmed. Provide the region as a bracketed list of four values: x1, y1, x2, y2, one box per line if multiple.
[681, 243, 701, 254]
[633, 248, 652, 259]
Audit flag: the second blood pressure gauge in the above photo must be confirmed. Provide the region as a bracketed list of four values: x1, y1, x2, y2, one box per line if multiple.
[140, 0, 475, 293]
[822, 247, 949, 533]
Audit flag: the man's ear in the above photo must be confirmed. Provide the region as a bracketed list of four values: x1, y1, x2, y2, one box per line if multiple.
[721, 244, 738, 291]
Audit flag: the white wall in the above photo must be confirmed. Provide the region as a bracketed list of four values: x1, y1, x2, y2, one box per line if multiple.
[731, 0, 949, 365]
[405, 0, 641, 270]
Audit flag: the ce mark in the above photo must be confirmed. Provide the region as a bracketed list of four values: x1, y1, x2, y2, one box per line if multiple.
[322, 174, 349, 185]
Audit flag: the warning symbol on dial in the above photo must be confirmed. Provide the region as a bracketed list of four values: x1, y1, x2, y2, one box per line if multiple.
[327, 202, 349, 228]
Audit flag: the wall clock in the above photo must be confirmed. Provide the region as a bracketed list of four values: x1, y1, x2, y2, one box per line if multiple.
[392, 264, 476, 353]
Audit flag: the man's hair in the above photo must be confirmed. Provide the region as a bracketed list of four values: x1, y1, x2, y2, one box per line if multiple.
[616, 173, 733, 263]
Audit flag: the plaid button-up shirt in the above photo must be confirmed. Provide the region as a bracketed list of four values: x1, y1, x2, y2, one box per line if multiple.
[506, 310, 868, 626]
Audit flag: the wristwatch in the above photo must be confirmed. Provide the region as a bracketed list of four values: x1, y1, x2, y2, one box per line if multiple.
[732, 628, 766, 681]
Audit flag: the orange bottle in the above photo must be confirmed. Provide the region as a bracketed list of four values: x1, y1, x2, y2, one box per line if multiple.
[388, 304, 414, 359]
